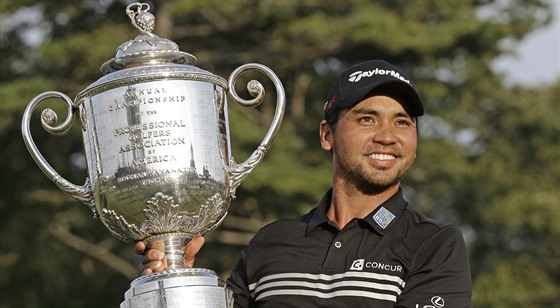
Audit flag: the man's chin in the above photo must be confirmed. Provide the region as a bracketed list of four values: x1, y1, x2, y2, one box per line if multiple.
[355, 177, 401, 195]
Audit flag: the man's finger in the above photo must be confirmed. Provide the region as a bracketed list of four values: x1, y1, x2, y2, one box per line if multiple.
[141, 267, 153, 276]
[184, 236, 205, 268]
[147, 249, 165, 261]
[135, 241, 146, 255]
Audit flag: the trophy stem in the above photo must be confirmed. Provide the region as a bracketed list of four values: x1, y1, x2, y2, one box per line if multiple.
[145, 233, 193, 270]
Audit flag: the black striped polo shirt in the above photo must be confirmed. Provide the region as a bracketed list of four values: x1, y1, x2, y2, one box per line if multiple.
[227, 188, 472, 307]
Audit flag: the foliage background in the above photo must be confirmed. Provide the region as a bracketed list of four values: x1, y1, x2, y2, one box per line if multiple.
[1, 0, 558, 307]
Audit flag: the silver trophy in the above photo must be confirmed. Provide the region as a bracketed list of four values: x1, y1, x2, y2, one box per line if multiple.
[21, 3, 285, 307]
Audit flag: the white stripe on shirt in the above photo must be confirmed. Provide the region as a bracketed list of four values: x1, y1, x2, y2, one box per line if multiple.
[249, 271, 404, 303]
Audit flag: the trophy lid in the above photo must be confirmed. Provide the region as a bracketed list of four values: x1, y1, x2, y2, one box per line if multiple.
[75, 2, 227, 106]
[100, 3, 196, 74]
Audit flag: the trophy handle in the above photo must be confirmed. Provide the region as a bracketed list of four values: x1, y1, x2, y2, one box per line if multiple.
[22, 91, 96, 216]
[226, 63, 286, 197]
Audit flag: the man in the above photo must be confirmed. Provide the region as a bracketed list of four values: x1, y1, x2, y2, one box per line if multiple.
[137, 60, 473, 307]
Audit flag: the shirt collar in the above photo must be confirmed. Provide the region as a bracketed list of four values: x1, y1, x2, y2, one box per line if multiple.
[306, 188, 333, 235]
[306, 188, 408, 236]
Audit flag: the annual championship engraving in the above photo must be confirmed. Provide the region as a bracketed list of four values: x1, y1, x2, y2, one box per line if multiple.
[22, 3, 285, 307]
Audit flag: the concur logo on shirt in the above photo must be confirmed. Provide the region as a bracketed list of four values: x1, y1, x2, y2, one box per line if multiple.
[349, 259, 403, 273]
[350, 259, 365, 271]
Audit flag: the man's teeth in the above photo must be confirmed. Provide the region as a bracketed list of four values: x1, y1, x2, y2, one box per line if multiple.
[370, 154, 395, 160]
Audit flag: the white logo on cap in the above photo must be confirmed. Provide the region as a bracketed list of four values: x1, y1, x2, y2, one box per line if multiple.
[348, 68, 411, 85]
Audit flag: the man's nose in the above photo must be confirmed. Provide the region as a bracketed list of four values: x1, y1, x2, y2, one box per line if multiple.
[372, 124, 397, 145]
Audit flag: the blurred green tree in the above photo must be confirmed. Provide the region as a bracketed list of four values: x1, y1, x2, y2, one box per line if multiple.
[1, 0, 558, 307]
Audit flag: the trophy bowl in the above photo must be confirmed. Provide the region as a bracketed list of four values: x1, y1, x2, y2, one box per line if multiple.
[21, 3, 285, 307]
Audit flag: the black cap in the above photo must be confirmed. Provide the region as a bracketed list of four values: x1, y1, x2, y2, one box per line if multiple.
[324, 60, 424, 121]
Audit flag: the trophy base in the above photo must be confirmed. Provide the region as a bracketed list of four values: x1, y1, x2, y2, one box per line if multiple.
[120, 268, 233, 308]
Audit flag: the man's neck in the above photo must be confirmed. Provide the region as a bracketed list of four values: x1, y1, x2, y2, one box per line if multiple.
[327, 184, 399, 229]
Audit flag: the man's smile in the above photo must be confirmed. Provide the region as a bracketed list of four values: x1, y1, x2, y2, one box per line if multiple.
[368, 153, 397, 161]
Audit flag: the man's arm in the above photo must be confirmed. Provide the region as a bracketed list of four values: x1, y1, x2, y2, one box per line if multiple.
[227, 247, 255, 308]
[397, 226, 472, 308]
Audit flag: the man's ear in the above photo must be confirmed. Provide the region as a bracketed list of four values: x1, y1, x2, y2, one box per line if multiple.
[320, 120, 333, 151]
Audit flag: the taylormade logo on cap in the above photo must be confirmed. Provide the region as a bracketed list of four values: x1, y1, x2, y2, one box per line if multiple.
[348, 68, 411, 85]
[323, 60, 424, 118]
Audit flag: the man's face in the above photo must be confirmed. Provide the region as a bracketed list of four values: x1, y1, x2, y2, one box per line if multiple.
[320, 95, 418, 194]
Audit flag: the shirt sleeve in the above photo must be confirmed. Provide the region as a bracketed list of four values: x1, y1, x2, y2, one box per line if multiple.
[396, 225, 472, 308]
[226, 247, 254, 308]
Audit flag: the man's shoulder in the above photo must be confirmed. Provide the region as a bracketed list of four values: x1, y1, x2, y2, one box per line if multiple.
[256, 215, 308, 234]
[249, 209, 314, 242]
[398, 204, 466, 246]
[403, 204, 456, 230]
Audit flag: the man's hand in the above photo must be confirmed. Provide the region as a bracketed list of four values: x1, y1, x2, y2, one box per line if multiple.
[135, 236, 205, 276]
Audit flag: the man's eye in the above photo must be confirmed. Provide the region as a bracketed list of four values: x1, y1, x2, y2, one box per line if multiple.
[396, 120, 412, 126]
[359, 117, 374, 123]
